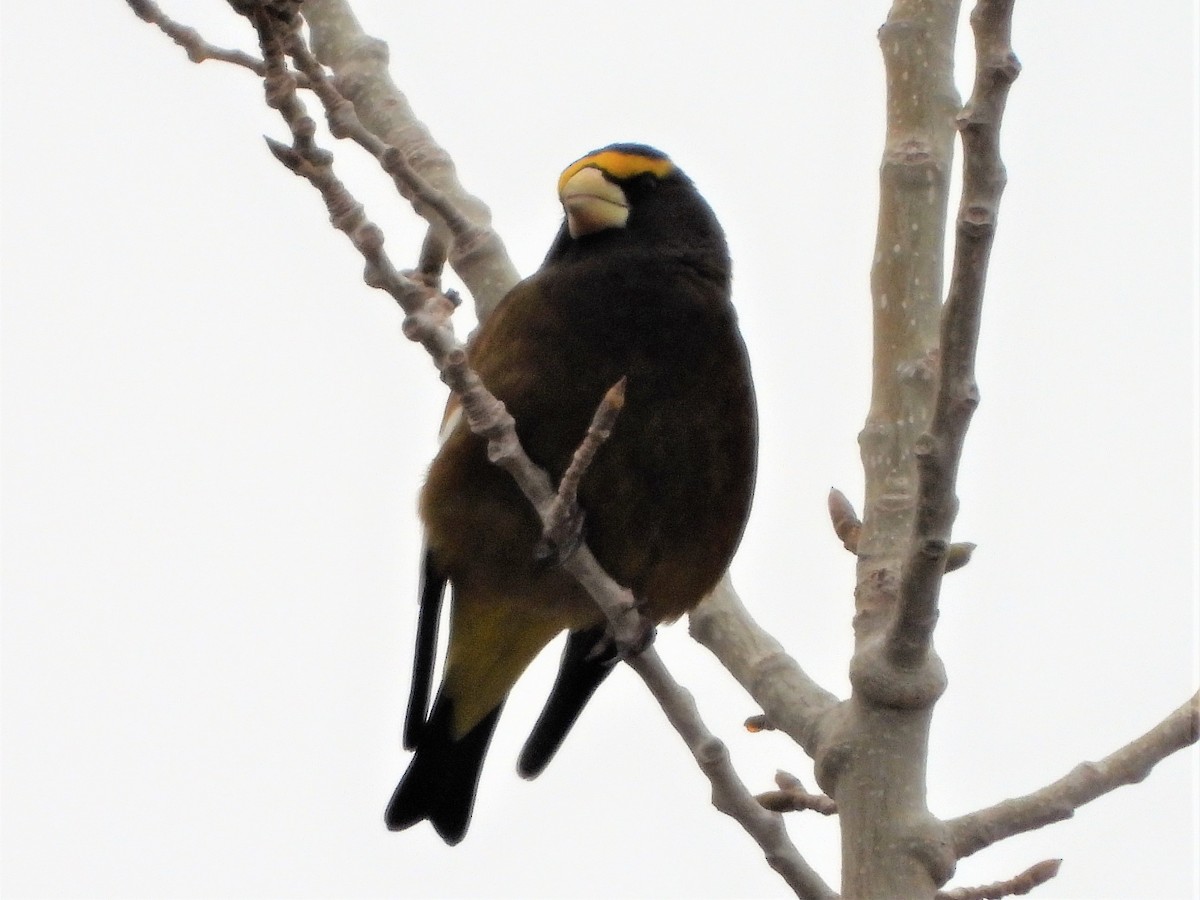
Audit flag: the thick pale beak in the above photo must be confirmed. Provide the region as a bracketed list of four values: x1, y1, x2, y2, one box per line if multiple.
[560, 167, 629, 237]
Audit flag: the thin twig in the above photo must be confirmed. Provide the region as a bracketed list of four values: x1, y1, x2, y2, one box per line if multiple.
[414, 227, 448, 291]
[935, 859, 1062, 900]
[629, 651, 839, 899]
[541, 378, 627, 561]
[125, 0, 310, 85]
[282, 35, 490, 256]
[946, 692, 1200, 859]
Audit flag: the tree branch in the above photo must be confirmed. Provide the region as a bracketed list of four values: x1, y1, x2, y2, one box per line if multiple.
[631, 651, 839, 899]
[888, 0, 1020, 669]
[246, 5, 648, 655]
[689, 575, 841, 760]
[855, 0, 963, 633]
[125, 0, 310, 82]
[227, 9, 835, 894]
[300, 0, 520, 316]
[540, 378, 626, 562]
[833, 4, 969, 896]
[946, 692, 1200, 860]
[935, 859, 1062, 900]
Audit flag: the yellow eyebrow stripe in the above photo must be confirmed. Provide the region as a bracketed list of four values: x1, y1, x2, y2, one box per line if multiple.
[557, 150, 676, 195]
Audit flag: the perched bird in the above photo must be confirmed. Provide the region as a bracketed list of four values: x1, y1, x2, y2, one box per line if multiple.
[385, 143, 757, 844]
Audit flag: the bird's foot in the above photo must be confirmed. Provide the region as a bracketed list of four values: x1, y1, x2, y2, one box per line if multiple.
[595, 601, 656, 663]
[534, 505, 586, 567]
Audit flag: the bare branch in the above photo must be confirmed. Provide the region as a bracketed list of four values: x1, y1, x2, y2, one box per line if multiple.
[540, 378, 627, 562]
[887, 0, 1019, 668]
[856, 0, 962, 632]
[947, 692, 1200, 859]
[301, 0, 520, 317]
[936, 859, 1062, 900]
[629, 651, 839, 900]
[833, 4, 968, 896]
[689, 576, 841, 760]
[242, 10, 642, 643]
[126, 0, 311, 84]
[278, 35, 503, 279]
[414, 227, 448, 291]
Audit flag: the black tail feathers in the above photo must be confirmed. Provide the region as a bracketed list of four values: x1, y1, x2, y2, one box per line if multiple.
[403, 551, 446, 751]
[385, 696, 502, 845]
[517, 626, 615, 779]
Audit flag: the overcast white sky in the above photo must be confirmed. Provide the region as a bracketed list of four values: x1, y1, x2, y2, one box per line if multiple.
[2, 2, 1197, 898]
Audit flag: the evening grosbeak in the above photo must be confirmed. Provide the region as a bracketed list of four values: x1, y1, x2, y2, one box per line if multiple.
[386, 143, 757, 844]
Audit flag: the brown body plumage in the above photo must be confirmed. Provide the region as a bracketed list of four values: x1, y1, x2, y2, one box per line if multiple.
[386, 144, 756, 844]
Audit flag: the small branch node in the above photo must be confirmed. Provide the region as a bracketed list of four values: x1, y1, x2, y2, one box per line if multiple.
[851, 635, 947, 708]
[920, 538, 949, 562]
[263, 135, 302, 171]
[754, 770, 838, 816]
[914, 432, 938, 460]
[327, 194, 365, 234]
[292, 114, 317, 141]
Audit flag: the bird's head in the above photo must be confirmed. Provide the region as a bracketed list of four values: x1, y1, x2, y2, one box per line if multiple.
[545, 143, 727, 269]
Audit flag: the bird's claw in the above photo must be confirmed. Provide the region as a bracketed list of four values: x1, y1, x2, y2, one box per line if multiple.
[588, 604, 655, 663]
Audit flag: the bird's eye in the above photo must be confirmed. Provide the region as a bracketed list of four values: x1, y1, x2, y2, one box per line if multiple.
[636, 172, 659, 190]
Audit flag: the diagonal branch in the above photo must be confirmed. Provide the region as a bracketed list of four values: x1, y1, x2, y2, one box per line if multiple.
[540, 378, 627, 562]
[887, 0, 1020, 668]
[945, 691, 1200, 860]
[246, 6, 646, 653]
[689, 576, 841, 760]
[632, 651, 839, 900]
[300, 0, 520, 317]
[281, 32, 509, 318]
[234, 10, 834, 896]
[126, 0, 310, 82]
